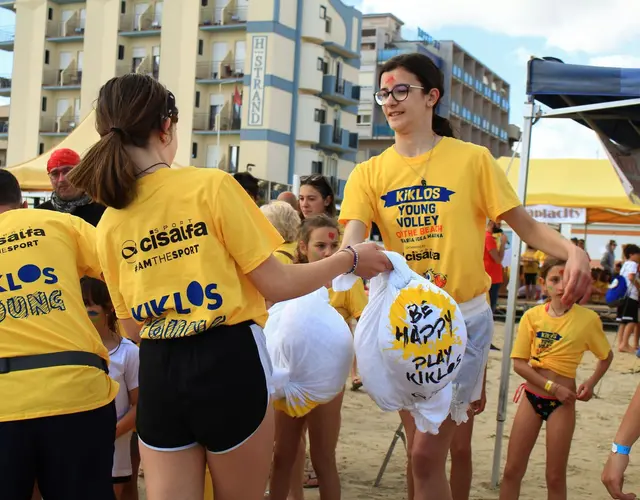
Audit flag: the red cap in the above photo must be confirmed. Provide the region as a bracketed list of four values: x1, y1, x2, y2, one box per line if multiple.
[46, 148, 81, 173]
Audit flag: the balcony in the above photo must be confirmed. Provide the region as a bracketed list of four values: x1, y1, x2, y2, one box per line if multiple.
[192, 111, 241, 135]
[40, 114, 78, 135]
[46, 14, 85, 41]
[321, 75, 360, 106]
[0, 74, 11, 95]
[116, 59, 159, 79]
[119, 9, 161, 36]
[0, 26, 14, 50]
[195, 59, 244, 83]
[42, 66, 82, 89]
[0, 2, 15, 11]
[200, 0, 247, 31]
[0, 120, 8, 137]
[319, 124, 358, 153]
[372, 123, 394, 138]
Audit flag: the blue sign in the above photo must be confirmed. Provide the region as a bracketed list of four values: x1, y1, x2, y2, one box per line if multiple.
[417, 28, 440, 49]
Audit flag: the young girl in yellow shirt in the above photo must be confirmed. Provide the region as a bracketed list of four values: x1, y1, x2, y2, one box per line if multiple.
[270, 215, 367, 500]
[500, 259, 613, 499]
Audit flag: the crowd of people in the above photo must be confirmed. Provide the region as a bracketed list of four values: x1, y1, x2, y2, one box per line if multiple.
[0, 51, 638, 500]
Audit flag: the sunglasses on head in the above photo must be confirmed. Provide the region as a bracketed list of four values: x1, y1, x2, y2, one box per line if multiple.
[300, 174, 327, 184]
[164, 91, 179, 123]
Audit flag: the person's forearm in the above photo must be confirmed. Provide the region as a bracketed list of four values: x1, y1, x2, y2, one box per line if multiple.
[587, 352, 613, 388]
[507, 213, 574, 261]
[613, 384, 640, 447]
[341, 220, 367, 249]
[513, 359, 553, 390]
[115, 407, 137, 439]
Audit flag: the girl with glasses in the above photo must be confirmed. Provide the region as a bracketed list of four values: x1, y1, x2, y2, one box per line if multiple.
[338, 52, 594, 500]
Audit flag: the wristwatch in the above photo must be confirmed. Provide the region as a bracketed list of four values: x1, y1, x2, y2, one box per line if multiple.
[611, 443, 631, 455]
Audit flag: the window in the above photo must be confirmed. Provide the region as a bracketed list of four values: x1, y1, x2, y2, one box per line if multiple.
[120, 1, 126, 14]
[357, 114, 371, 125]
[192, 143, 198, 158]
[201, 0, 208, 5]
[311, 161, 323, 174]
[44, 50, 50, 65]
[41, 97, 47, 112]
[48, 7, 53, 20]
[118, 45, 125, 60]
[38, 143, 44, 155]
[322, 61, 328, 75]
[195, 91, 201, 107]
[314, 109, 326, 124]
[325, 16, 332, 33]
[316, 57, 324, 71]
[361, 43, 375, 50]
[319, 5, 326, 18]
[198, 39, 204, 55]
[361, 28, 376, 37]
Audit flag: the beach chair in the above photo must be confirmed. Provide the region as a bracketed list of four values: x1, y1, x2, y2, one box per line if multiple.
[374, 422, 407, 487]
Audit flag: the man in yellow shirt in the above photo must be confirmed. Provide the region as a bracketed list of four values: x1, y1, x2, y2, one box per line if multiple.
[0, 170, 118, 499]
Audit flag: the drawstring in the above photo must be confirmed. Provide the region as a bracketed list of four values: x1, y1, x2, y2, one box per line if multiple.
[513, 383, 526, 403]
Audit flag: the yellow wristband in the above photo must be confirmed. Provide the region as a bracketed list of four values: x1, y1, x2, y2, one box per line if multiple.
[544, 380, 554, 393]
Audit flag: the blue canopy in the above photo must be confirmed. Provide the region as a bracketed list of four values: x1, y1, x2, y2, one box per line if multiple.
[526, 58, 640, 149]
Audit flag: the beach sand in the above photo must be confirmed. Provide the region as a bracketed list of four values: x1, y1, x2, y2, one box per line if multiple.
[139, 322, 640, 499]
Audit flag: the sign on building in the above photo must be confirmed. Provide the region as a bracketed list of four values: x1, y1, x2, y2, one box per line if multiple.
[248, 36, 267, 127]
[526, 205, 587, 225]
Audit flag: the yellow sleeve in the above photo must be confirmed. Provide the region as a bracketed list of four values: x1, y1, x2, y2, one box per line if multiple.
[511, 310, 534, 360]
[338, 162, 375, 229]
[477, 148, 522, 222]
[69, 215, 102, 279]
[348, 279, 368, 320]
[587, 315, 613, 360]
[213, 174, 283, 274]
[96, 224, 131, 320]
[273, 251, 292, 265]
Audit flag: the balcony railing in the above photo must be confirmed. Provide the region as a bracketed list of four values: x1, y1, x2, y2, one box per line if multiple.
[0, 120, 8, 133]
[0, 26, 14, 43]
[192, 112, 241, 132]
[42, 68, 82, 87]
[40, 115, 78, 134]
[116, 61, 160, 80]
[119, 9, 160, 32]
[195, 60, 244, 80]
[46, 15, 84, 38]
[200, 5, 248, 26]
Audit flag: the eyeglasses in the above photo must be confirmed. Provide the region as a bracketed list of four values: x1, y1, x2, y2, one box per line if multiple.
[374, 84, 424, 106]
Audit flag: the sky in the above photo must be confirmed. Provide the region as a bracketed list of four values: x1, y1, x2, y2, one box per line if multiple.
[0, 1, 638, 159]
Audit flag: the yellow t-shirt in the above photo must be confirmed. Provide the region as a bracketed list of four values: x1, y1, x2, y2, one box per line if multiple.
[521, 249, 539, 274]
[340, 138, 521, 303]
[511, 304, 611, 378]
[328, 278, 368, 321]
[273, 241, 297, 265]
[0, 209, 118, 422]
[96, 167, 283, 340]
[534, 250, 546, 266]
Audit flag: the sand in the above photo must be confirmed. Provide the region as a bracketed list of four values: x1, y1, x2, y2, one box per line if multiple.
[139, 322, 640, 500]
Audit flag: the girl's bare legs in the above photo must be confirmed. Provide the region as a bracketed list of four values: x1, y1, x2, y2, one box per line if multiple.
[450, 413, 474, 500]
[545, 403, 575, 500]
[499, 398, 543, 500]
[123, 435, 140, 500]
[287, 433, 307, 500]
[399, 411, 416, 500]
[271, 410, 306, 500]
[139, 444, 206, 500]
[31, 485, 40, 500]
[208, 405, 276, 500]
[307, 392, 344, 500]
[114, 482, 125, 500]
[618, 323, 637, 353]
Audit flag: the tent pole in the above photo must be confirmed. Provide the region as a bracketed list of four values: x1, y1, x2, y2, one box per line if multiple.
[490, 100, 535, 488]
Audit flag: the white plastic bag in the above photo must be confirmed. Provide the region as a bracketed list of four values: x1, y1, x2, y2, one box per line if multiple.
[333, 251, 467, 434]
[264, 288, 354, 418]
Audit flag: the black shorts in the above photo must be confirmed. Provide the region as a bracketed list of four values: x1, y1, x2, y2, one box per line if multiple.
[113, 475, 132, 484]
[617, 297, 639, 324]
[0, 402, 116, 500]
[137, 321, 271, 454]
[524, 273, 538, 286]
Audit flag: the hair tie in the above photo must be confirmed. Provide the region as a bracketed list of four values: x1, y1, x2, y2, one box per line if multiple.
[110, 127, 123, 135]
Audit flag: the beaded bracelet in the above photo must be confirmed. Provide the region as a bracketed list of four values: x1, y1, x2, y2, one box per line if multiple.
[340, 245, 359, 275]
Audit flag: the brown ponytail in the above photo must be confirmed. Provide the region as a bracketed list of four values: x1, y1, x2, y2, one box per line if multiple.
[433, 113, 456, 138]
[67, 74, 179, 209]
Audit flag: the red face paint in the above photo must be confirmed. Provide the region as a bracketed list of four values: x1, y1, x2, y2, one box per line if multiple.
[559, 269, 564, 276]
[328, 232, 336, 240]
[382, 74, 396, 88]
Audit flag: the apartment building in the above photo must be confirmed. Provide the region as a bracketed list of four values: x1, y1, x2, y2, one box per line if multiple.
[357, 13, 519, 161]
[0, 0, 362, 201]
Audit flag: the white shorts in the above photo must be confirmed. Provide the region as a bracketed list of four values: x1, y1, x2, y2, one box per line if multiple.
[113, 430, 133, 479]
[450, 294, 494, 424]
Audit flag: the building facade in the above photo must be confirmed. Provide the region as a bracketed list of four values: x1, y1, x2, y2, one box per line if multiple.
[0, 0, 362, 201]
[357, 13, 519, 162]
